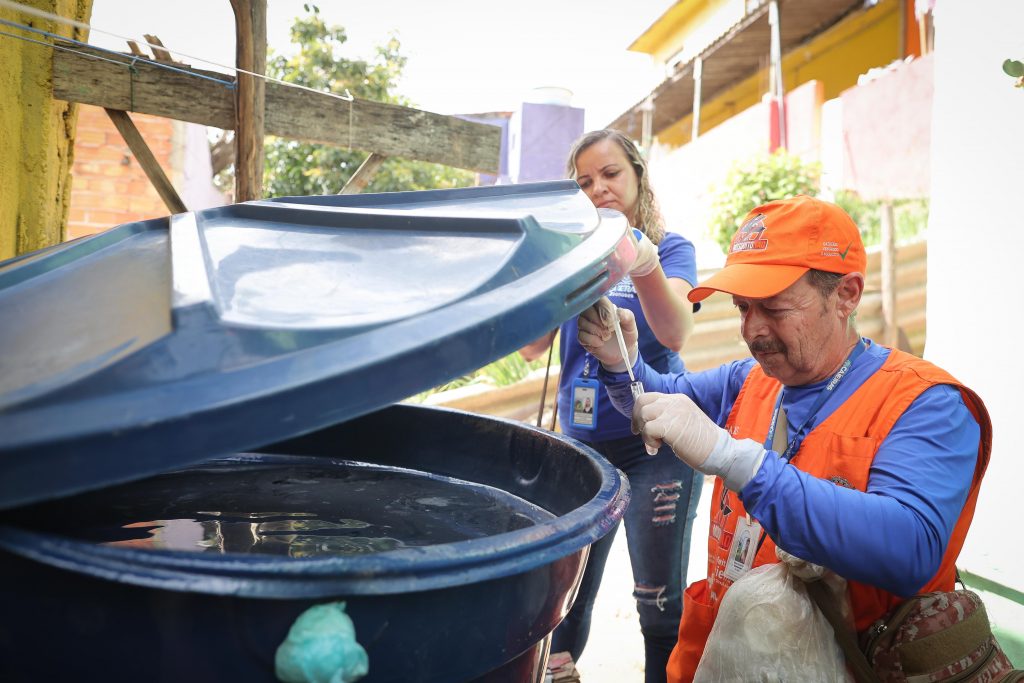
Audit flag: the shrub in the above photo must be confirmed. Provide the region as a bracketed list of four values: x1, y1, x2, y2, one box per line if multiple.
[831, 191, 929, 247]
[708, 151, 821, 253]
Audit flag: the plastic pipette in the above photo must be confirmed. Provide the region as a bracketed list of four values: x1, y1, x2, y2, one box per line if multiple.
[610, 310, 645, 402]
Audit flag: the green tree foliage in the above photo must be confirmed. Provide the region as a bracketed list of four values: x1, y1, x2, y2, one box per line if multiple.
[261, 6, 475, 197]
[832, 191, 929, 247]
[708, 151, 821, 253]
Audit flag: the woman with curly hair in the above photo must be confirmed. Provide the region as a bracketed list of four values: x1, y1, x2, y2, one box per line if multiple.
[522, 129, 703, 682]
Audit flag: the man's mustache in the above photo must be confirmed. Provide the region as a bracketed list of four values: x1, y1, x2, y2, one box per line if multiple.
[748, 338, 786, 354]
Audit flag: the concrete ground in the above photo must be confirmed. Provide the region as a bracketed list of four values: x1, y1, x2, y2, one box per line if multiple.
[573, 476, 713, 682]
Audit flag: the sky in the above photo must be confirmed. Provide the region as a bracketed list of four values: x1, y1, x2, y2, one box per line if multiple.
[85, 0, 675, 131]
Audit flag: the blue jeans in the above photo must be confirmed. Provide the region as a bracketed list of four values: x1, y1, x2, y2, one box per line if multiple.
[551, 434, 703, 683]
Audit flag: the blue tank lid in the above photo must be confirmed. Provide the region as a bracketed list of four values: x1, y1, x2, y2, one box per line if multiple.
[0, 181, 635, 510]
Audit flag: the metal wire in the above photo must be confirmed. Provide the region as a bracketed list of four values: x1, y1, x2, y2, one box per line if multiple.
[0, 17, 236, 87]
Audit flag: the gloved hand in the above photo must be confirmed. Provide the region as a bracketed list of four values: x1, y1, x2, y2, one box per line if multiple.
[629, 228, 660, 277]
[632, 392, 767, 490]
[632, 392, 722, 466]
[577, 297, 638, 372]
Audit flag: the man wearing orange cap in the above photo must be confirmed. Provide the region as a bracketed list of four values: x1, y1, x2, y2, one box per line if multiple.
[577, 195, 992, 682]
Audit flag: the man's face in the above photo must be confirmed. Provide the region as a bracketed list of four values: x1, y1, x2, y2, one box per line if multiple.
[733, 273, 853, 386]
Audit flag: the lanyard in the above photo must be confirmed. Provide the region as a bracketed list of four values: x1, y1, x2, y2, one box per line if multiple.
[762, 339, 867, 461]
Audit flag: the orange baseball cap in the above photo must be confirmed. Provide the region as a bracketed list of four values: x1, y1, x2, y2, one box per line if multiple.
[688, 195, 867, 303]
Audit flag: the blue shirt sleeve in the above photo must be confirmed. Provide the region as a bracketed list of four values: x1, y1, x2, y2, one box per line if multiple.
[657, 230, 701, 313]
[598, 354, 755, 426]
[657, 232, 698, 287]
[741, 384, 979, 596]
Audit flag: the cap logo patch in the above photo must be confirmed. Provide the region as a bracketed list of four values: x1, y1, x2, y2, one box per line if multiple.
[731, 214, 768, 253]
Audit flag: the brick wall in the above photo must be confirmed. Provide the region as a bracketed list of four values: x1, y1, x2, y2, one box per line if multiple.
[67, 105, 177, 240]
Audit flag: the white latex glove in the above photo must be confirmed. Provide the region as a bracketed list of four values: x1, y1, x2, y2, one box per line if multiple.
[577, 297, 638, 372]
[633, 392, 767, 490]
[628, 228, 660, 277]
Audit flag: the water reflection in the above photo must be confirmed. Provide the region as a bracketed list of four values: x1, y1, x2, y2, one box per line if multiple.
[42, 463, 555, 558]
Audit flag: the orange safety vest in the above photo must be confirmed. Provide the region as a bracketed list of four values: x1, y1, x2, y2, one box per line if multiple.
[666, 347, 993, 683]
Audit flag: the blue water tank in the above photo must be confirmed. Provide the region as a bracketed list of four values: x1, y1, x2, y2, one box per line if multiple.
[0, 181, 635, 682]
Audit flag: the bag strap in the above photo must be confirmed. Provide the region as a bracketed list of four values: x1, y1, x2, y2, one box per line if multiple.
[805, 579, 881, 683]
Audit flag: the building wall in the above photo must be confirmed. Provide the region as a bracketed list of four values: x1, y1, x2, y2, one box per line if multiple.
[508, 103, 584, 183]
[838, 53, 933, 200]
[925, 0, 1024, 591]
[67, 106, 176, 239]
[176, 121, 226, 211]
[0, 0, 93, 259]
[67, 105, 225, 240]
[648, 79, 822, 267]
[649, 56, 933, 271]
[656, 0, 904, 147]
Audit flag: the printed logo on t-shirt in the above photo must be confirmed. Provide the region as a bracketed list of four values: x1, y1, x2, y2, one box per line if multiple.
[608, 277, 637, 299]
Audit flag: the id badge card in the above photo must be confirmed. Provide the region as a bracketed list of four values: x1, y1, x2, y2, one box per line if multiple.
[569, 377, 600, 430]
[723, 516, 761, 582]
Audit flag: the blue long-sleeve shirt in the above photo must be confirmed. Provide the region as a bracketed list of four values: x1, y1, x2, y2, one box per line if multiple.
[599, 340, 979, 596]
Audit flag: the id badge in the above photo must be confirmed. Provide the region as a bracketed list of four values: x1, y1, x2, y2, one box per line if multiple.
[569, 377, 600, 430]
[723, 516, 761, 582]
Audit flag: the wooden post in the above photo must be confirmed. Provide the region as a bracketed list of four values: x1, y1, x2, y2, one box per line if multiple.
[340, 153, 387, 194]
[692, 56, 703, 142]
[104, 108, 187, 214]
[229, 0, 266, 202]
[640, 97, 654, 154]
[768, 0, 787, 149]
[880, 201, 898, 347]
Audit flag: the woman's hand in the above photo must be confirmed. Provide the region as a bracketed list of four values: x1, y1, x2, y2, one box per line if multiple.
[629, 229, 660, 277]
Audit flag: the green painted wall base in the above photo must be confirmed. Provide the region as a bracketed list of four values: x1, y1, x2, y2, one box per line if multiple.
[961, 570, 1024, 668]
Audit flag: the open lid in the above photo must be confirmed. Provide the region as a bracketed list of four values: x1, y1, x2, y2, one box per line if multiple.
[0, 181, 636, 510]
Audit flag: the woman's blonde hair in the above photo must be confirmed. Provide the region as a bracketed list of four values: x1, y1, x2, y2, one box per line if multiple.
[565, 129, 665, 244]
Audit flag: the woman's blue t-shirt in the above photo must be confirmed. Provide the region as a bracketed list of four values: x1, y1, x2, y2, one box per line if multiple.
[558, 230, 698, 442]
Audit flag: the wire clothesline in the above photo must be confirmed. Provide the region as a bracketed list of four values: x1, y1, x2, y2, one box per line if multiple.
[0, 0, 353, 103]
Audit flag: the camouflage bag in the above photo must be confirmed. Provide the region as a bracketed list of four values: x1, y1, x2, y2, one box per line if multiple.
[860, 589, 1021, 682]
[807, 582, 1024, 683]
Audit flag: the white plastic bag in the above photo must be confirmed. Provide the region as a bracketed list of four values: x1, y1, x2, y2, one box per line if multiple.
[693, 549, 853, 683]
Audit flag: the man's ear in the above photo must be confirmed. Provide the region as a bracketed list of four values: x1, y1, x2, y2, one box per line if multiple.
[836, 272, 865, 319]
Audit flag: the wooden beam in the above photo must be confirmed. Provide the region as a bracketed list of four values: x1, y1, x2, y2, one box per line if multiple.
[103, 108, 188, 215]
[142, 34, 184, 66]
[210, 132, 234, 175]
[126, 40, 147, 58]
[52, 44, 501, 174]
[880, 201, 898, 348]
[340, 153, 387, 194]
[229, 0, 266, 202]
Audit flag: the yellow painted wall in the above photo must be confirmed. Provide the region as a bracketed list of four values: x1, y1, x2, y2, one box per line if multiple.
[655, 0, 902, 147]
[0, 0, 92, 260]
